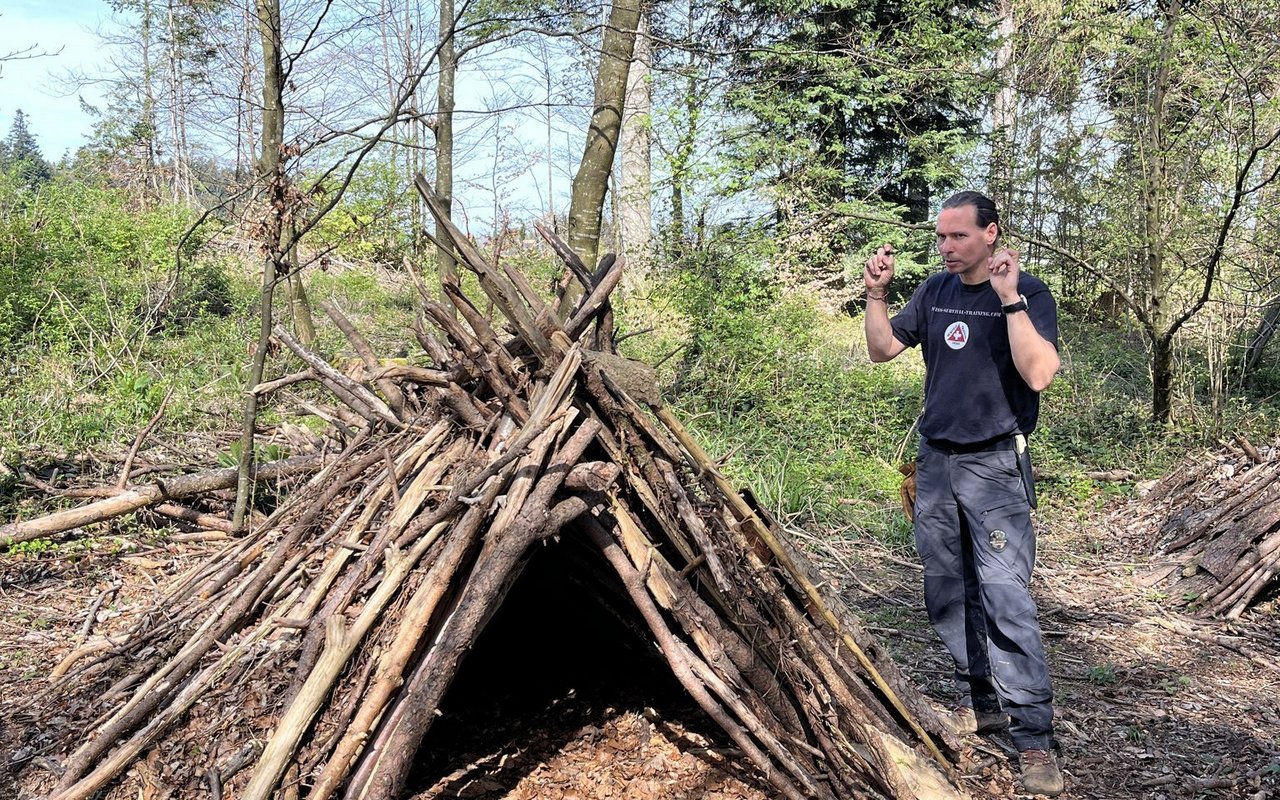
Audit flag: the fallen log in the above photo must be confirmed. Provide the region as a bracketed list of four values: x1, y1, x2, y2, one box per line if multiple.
[20, 480, 236, 534]
[0, 454, 324, 549]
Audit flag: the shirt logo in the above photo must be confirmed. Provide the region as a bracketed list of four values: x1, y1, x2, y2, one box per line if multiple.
[945, 321, 969, 350]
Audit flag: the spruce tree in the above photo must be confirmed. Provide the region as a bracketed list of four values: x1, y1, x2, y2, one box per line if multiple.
[727, 0, 992, 224]
[2, 110, 53, 189]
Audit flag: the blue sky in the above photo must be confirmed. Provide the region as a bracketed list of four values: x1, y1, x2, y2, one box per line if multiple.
[0, 0, 107, 159]
[0, 2, 622, 228]
[0, 1, 571, 227]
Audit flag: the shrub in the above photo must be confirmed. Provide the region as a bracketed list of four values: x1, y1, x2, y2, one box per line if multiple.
[0, 177, 198, 351]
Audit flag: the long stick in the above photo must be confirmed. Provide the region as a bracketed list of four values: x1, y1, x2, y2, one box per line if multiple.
[306, 497, 497, 800]
[320, 300, 407, 417]
[240, 523, 449, 800]
[117, 387, 175, 489]
[273, 325, 403, 427]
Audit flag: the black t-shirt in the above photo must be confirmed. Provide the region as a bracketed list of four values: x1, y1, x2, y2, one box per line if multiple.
[890, 272, 1059, 445]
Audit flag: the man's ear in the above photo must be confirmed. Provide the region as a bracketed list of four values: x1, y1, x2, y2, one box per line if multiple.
[984, 223, 999, 246]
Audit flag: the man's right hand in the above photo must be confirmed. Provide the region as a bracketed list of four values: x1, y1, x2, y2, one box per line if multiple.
[865, 244, 895, 293]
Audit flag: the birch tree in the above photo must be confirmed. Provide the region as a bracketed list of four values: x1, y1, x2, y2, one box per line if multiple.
[615, 7, 652, 283]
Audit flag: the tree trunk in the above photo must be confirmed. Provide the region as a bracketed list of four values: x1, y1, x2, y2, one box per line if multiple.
[233, 0, 253, 200]
[140, 0, 160, 200]
[541, 39, 556, 224]
[233, 0, 287, 533]
[285, 216, 317, 346]
[615, 8, 652, 286]
[407, 3, 429, 252]
[1240, 154, 1280, 378]
[667, 12, 701, 257]
[1152, 332, 1175, 425]
[435, 0, 458, 286]
[988, 0, 1016, 211]
[165, 0, 195, 205]
[1142, 0, 1178, 424]
[564, 0, 643, 308]
[1242, 298, 1280, 376]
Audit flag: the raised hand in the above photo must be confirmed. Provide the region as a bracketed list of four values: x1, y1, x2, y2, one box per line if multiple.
[988, 247, 1021, 303]
[864, 244, 895, 294]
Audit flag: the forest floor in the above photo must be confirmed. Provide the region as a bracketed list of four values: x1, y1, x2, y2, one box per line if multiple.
[823, 495, 1280, 800]
[1, 485, 1277, 799]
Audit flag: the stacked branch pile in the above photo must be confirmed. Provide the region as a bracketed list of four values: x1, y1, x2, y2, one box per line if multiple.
[1136, 437, 1280, 618]
[10, 177, 967, 800]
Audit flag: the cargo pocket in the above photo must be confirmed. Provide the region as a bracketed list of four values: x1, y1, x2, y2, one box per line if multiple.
[976, 499, 1035, 582]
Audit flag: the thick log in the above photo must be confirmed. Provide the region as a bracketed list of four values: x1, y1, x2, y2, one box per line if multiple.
[345, 421, 599, 800]
[27, 484, 235, 534]
[367, 364, 452, 386]
[306, 491, 499, 800]
[563, 460, 622, 492]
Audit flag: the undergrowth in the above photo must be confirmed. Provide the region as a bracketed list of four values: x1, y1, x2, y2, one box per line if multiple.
[0, 178, 422, 523]
[620, 236, 922, 539]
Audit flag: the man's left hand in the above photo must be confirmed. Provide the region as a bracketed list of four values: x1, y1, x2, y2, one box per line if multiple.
[988, 247, 1021, 303]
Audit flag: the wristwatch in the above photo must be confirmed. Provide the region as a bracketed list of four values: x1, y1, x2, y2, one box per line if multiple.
[1002, 294, 1029, 315]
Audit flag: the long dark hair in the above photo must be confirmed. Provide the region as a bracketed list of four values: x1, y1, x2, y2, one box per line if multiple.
[941, 191, 1000, 238]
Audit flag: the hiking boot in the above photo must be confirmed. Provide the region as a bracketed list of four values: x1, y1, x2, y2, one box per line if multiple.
[942, 705, 1010, 736]
[1018, 748, 1064, 796]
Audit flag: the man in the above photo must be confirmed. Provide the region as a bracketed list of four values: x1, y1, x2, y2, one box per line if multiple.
[863, 191, 1064, 797]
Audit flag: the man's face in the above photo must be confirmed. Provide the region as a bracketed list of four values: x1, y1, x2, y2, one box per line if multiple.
[936, 205, 999, 283]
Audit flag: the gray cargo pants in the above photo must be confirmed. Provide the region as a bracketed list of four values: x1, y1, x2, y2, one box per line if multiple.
[913, 438, 1055, 751]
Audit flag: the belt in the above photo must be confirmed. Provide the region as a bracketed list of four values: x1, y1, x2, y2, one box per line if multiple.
[923, 434, 1018, 454]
